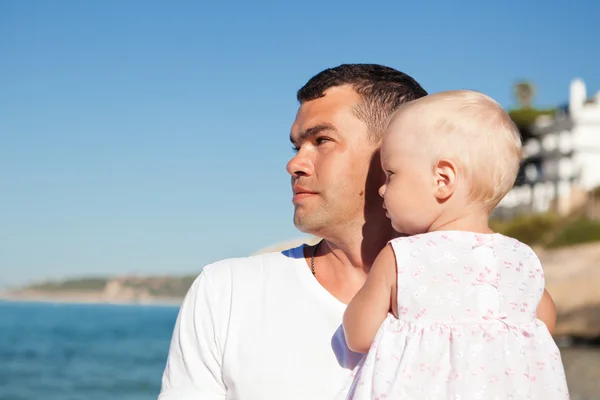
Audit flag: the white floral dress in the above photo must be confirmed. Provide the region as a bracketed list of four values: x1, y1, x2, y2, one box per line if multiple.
[339, 231, 569, 400]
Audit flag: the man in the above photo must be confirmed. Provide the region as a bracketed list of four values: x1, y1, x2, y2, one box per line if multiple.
[158, 64, 556, 400]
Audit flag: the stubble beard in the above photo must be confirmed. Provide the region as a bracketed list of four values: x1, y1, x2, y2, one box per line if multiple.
[293, 204, 331, 236]
[293, 198, 366, 241]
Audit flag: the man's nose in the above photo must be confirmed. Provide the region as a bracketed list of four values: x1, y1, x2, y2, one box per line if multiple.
[286, 150, 313, 177]
[378, 184, 386, 198]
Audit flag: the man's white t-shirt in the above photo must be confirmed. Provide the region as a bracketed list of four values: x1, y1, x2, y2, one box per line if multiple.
[158, 244, 363, 400]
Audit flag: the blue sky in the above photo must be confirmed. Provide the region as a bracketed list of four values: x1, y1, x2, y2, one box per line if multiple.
[1, 0, 598, 286]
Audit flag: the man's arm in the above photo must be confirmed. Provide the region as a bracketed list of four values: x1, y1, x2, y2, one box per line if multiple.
[537, 288, 557, 335]
[158, 271, 226, 400]
[343, 244, 396, 354]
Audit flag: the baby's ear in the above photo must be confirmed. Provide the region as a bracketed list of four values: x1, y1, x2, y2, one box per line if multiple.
[433, 159, 457, 202]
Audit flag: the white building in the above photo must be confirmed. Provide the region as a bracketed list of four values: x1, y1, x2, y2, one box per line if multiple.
[496, 79, 600, 217]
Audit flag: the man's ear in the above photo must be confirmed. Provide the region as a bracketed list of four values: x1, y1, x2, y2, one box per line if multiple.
[433, 159, 457, 202]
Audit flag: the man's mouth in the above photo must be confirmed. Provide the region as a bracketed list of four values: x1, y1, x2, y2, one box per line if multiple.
[292, 185, 318, 203]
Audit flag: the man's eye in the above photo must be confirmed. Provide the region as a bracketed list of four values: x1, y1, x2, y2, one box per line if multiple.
[291, 145, 300, 153]
[316, 137, 331, 145]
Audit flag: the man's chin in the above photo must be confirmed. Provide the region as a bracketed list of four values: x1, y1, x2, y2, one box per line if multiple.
[293, 214, 323, 236]
[293, 220, 315, 235]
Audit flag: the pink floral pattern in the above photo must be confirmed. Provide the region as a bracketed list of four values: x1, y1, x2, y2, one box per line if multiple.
[339, 231, 569, 399]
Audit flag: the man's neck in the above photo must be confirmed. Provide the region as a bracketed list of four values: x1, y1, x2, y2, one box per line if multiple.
[306, 218, 396, 304]
[322, 215, 394, 269]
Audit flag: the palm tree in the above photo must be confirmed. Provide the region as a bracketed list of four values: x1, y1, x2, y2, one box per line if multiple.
[514, 81, 536, 109]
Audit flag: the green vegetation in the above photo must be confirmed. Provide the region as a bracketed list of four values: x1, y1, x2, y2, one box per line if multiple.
[21, 275, 197, 298]
[508, 107, 556, 130]
[491, 212, 600, 248]
[547, 218, 600, 248]
[28, 277, 108, 292]
[490, 213, 558, 246]
[146, 276, 196, 297]
[507, 80, 556, 133]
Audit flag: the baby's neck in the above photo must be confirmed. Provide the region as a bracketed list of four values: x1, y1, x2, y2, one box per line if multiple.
[429, 212, 493, 234]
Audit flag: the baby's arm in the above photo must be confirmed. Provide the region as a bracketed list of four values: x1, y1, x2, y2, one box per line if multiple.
[343, 244, 396, 354]
[537, 289, 557, 334]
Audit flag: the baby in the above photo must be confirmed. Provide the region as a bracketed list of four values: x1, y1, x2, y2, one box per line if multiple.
[339, 90, 569, 399]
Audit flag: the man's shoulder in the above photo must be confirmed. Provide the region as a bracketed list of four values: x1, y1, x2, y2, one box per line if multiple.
[199, 244, 306, 282]
[182, 244, 307, 306]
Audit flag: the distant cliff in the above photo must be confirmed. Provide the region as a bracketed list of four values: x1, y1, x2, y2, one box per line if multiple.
[1, 236, 318, 305]
[2, 275, 197, 304]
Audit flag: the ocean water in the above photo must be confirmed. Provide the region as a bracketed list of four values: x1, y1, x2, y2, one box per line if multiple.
[0, 301, 179, 400]
[1, 300, 599, 400]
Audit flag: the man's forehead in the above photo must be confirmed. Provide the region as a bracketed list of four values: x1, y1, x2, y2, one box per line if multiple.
[291, 86, 361, 135]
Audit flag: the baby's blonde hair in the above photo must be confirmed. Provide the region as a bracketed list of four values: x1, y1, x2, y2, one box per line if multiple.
[389, 90, 522, 211]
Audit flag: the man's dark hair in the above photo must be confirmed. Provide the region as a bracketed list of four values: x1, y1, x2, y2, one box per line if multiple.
[297, 64, 427, 141]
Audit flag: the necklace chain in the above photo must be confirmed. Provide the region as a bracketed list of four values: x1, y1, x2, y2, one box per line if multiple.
[311, 239, 323, 276]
